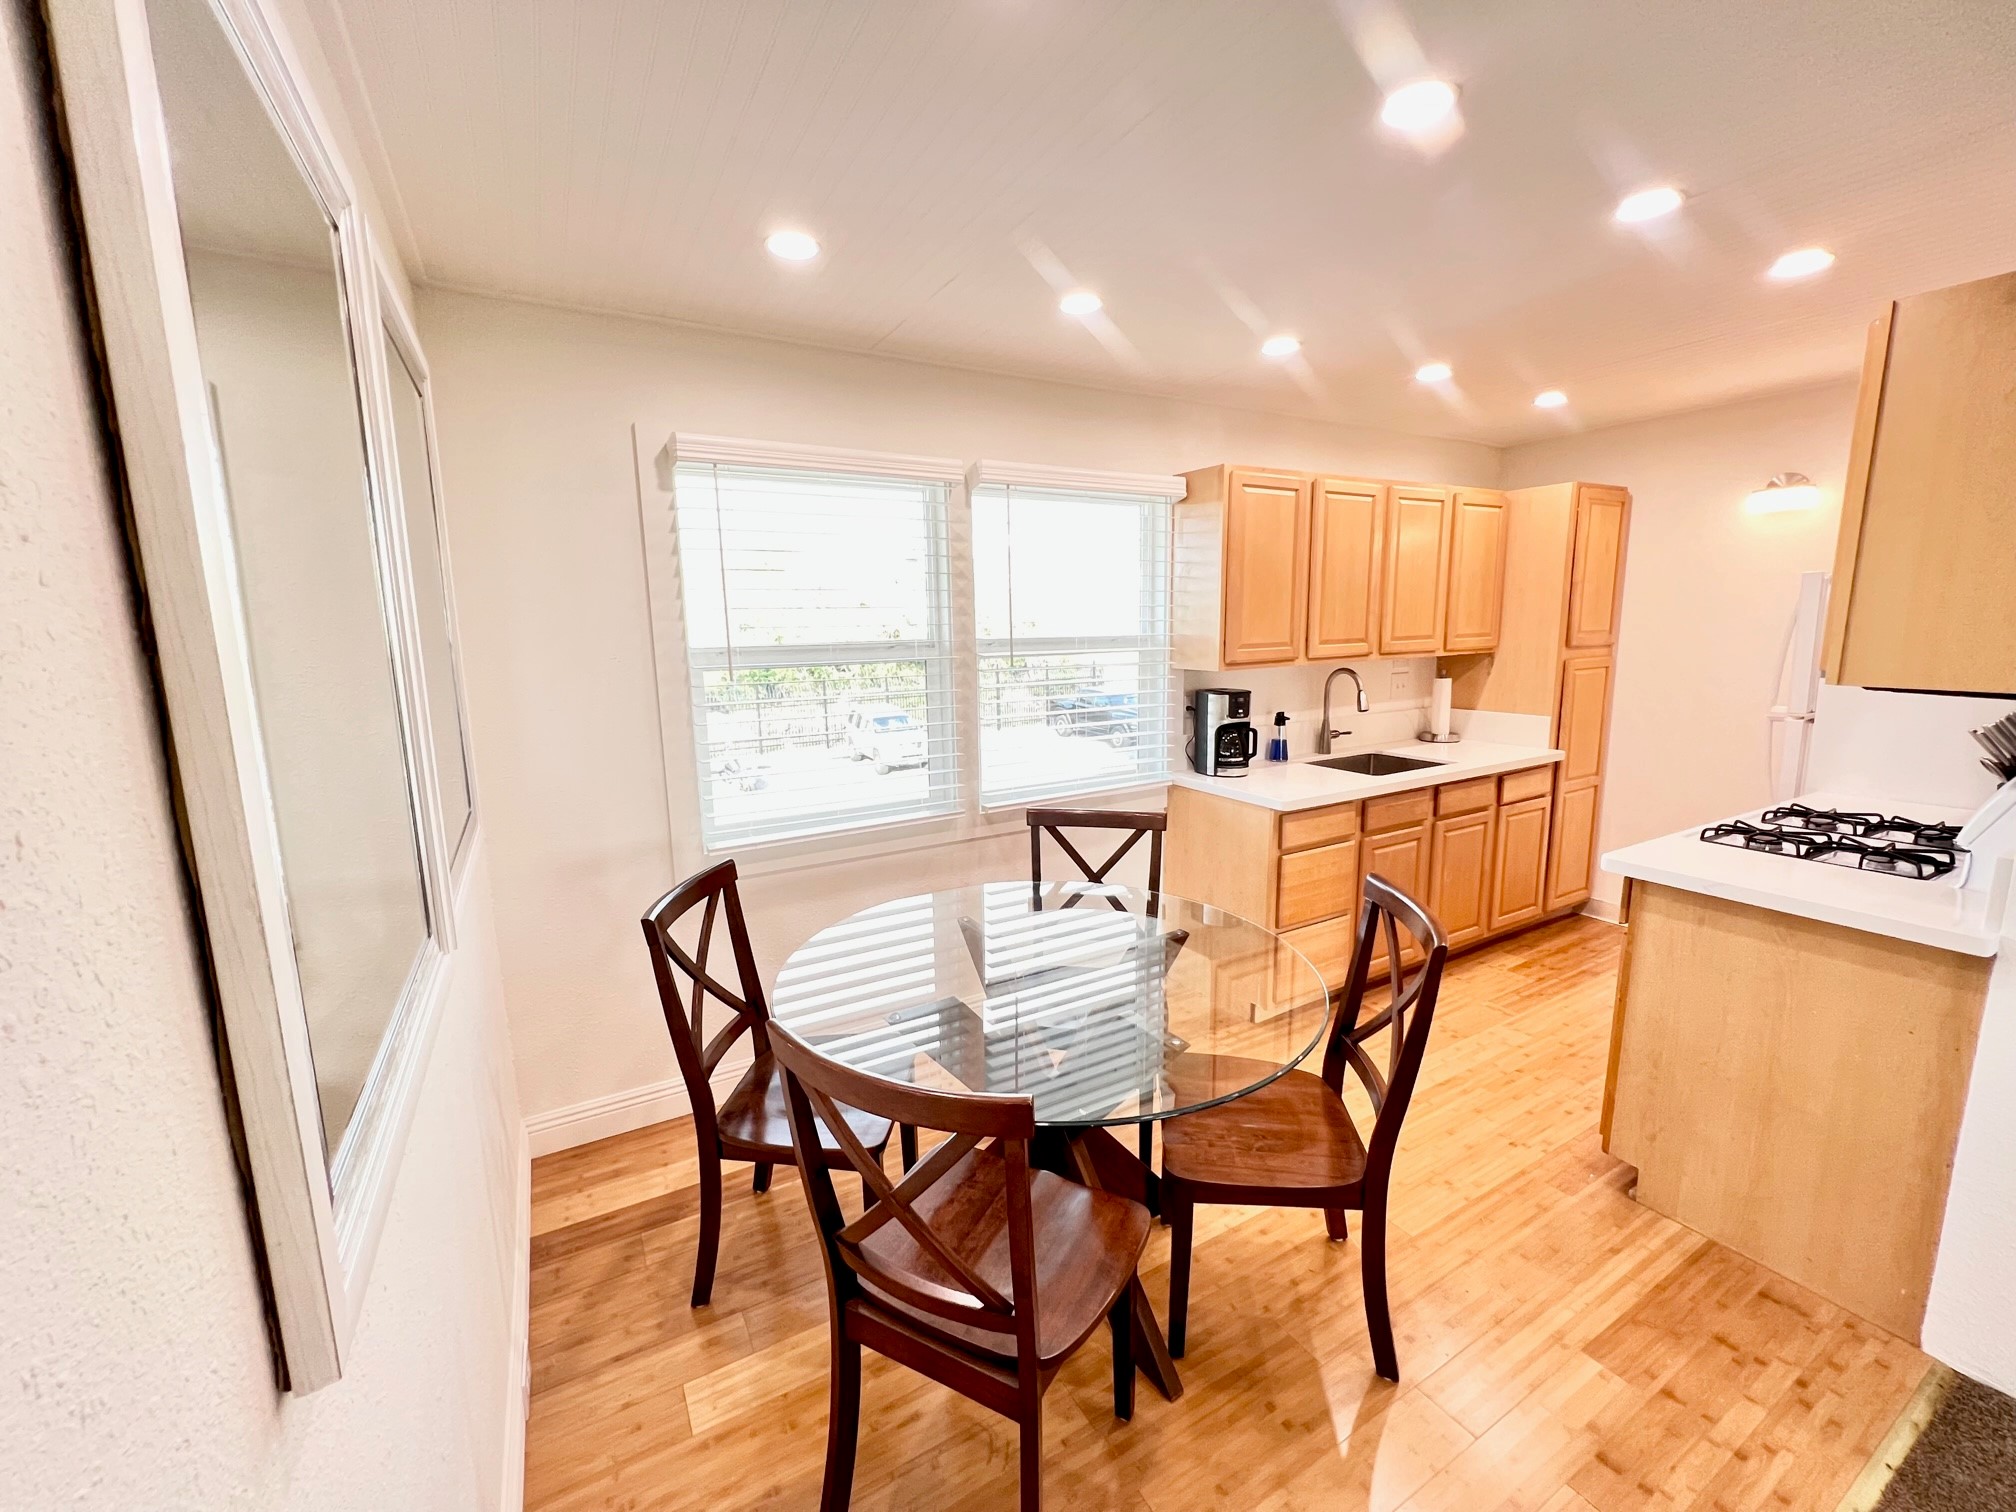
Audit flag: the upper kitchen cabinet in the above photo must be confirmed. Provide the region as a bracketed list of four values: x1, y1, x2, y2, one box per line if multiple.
[1378, 486, 1453, 654]
[1564, 485, 1629, 648]
[1823, 269, 2016, 695]
[1173, 464, 1506, 668]
[1305, 477, 1384, 660]
[1173, 465, 1310, 668]
[1443, 489, 1510, 653]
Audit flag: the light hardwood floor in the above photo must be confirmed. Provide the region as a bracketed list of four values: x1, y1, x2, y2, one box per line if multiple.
[525, 917, 1927, 1511]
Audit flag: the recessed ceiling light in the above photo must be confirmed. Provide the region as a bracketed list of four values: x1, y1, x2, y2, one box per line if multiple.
[1059, 290, 1103, 317]
[1614, 186, 1684, 224]
[1415, 361, 1453, 384]
[1261, 334, 1301, 358]
[1768, 247, 1836, 281]
[1379, 79, 1458, 135]
[764, 230, 820, 262]
[1533, 389, 1569, 409]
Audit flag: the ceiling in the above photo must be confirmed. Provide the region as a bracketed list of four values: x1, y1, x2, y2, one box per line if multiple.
[305, 0, 2016, 445]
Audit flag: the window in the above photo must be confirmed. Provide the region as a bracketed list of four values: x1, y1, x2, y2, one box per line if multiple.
[972, 477, 1173, 805]
[671, 453, 958, 847]
[654, 441, 1180, 852]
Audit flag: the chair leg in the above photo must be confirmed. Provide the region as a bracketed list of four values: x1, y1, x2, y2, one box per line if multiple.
[1109, 1294, 1134, 1421]
[1137, 1123, 1157, 1217]
[1017, 1396, 1044, 1512]
[1361, 1193, 1398, 1382]
[1324, 1206, 1349, 1243]
[819, 1332, 862, 1512]
[900, 1123, 918, 1171]
[1166, 1182, 1194, 1360]
[692, 1151, 723, 1308]
[752, 1161, 772, 1196]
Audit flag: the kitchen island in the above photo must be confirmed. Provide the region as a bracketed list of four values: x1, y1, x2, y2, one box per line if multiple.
[1603, 797, 2001, 1342]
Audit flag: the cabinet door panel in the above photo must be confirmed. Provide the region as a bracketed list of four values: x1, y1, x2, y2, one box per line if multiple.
[1556, 655, 1613, 785]
[1378, 486, 1451, 654]
[1566, 485, 1629, 647]
[1489, 794, 1552, 932]
[1306, 478, 1383, 660]
[1443, 489, 1509, 653]
[1276, 838, 1359, 930]
[1429, 807, 1495, 948]
[1545, 781, 1600, 912]
[1360, 820, 1430, 969]
[1222, 469, 1309, 665]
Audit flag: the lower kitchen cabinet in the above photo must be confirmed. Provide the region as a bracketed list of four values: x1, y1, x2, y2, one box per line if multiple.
[1428, 806, 1495, 948]
[1490, 792, 1553, 931]
[1546, 779, 1600, 912]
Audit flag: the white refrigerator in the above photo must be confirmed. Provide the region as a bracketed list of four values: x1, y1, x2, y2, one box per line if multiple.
[1766, 571, 1829, 803]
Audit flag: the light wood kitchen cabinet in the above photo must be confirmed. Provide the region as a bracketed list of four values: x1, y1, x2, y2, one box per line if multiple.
[1378, 485, 1452, 654]
[1545, 779, 1600, 912]
[1276, 839, 1360, 930]
[1304, 477, 1384, 660]
[1428, 805, 1495, 948]
[1565, 485, 1628, 648]
[1489, 791, 1552, 932]
[1172, 465, 1311, 669]
[1555, 655, 1613, 784]
[1823, 270, 2016, 695]
[1442, 489, 1509, 653]
[1359, 801, 1432, 968]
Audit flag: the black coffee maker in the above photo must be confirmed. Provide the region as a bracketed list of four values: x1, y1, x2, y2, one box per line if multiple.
[1190, 688, 1257, 776]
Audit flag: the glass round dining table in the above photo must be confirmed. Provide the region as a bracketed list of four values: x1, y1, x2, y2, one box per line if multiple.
[770, 878, 1334, 1401]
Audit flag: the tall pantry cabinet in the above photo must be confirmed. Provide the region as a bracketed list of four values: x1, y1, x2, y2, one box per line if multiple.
[1442, 482, 1631, 914]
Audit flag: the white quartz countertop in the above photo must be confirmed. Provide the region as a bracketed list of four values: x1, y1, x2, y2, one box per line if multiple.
[1604, 792, 2004, 957]
[1168, 740, 1563, 813]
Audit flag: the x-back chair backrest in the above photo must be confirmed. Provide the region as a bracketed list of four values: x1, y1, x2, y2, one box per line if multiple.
[1322, 873, 1450, 1188]
[771, 1023, 1041, 1357]
[640, 860, 770, 1127]
[1027, 807, 1167, 912]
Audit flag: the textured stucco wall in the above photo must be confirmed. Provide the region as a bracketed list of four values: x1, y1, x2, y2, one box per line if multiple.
[0, 2, 522, 1505]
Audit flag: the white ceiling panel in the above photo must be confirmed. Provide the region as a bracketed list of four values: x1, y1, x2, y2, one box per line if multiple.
[304, 0, 2016, 442]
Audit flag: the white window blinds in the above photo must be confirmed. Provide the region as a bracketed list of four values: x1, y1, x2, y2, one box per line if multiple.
[972, 478, 1174, 805]
[671, 456, 958, 847]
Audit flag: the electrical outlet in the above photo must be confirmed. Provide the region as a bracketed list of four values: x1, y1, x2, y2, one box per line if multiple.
[1387, 661, 1419, 701]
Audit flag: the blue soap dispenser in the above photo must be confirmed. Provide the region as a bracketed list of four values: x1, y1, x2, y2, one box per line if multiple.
[1268, 711, 1290, 762]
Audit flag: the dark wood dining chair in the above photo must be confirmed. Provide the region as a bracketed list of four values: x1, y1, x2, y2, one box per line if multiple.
[1025, 806, 1165, 908]
[640, 860, 917, 1308]
[1159, 873, 1450, 1381]
[770, 1021, 1152, 1512]
[1026, 806, 1170, 1178]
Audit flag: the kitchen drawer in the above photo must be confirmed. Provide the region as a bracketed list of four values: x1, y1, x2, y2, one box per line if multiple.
[1435, 777, 1498, 816]
[1363, 789, 1434, 833]
[1278, 802, 1359, 853]
[1499, 766, 1554, 804]
[1276, 838, 1359, 930]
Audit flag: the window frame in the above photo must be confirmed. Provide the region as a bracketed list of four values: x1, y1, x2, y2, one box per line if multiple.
[47, 0, 475, 1392]
[640, 437, 1182, 871]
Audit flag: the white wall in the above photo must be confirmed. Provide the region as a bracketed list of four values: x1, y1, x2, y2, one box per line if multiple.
[0, 3, 524, 1506]
[417, 287, 1502, 1134]
[1501, 382, 1859, 904]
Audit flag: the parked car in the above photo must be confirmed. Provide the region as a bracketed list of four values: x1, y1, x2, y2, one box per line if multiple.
[843, 703, 927, 773]
[1045, 689, 1138, 747]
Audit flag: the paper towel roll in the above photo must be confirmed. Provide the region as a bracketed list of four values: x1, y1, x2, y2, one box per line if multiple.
[1429, 676, 1453, 740]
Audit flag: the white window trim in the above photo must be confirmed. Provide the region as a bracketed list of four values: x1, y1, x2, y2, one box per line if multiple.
[48, 0, 475, 1392]
[637, 434, 1184, 877]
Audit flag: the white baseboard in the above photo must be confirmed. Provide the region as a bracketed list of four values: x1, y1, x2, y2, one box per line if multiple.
[524, 1063, 745, 1158]
[1579, 896, 1623, 923]
[500, 1121, 531, 1512]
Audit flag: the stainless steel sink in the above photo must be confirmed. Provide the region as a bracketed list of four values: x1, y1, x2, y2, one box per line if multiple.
[1310, 752, 1446, 776]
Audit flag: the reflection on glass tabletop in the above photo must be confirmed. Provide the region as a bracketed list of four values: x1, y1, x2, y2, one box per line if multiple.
[770, 881, 1333, 1128]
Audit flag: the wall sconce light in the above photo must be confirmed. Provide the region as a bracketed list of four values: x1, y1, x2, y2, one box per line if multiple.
[1744, 472, 1820, 514]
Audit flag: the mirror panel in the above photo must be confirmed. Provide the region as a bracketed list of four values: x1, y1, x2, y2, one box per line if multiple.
[384, 334, 474, 859]
[151, 0, 428, 1160]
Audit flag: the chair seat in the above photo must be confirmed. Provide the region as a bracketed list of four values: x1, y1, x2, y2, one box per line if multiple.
[856, 1145, 1150, 1366]
[1160, 1063, 1368, 1195]
[717, 1055, 893, 1163]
